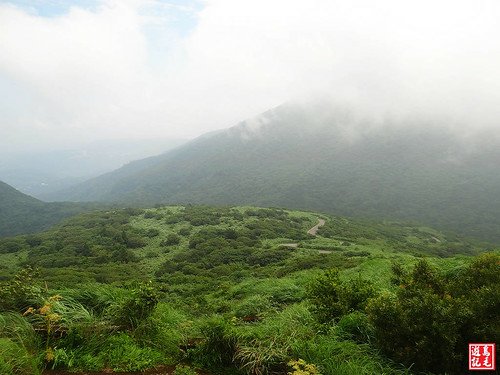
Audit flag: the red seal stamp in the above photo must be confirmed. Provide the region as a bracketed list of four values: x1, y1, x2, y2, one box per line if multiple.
[469, 343, 496, 371]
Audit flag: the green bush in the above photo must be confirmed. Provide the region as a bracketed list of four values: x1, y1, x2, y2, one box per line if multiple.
[162, 233, 182, 246]
[145, 228, 160, 238]
[307, 269, 376, 324]
[0, 239, 25, 254]
[235, 304, 315, 375]
[233, 295, 271, 319]
[111, 282, 160, 329]
[334, 311, 374, 344]
[178, 226, 192, 236]
[0, 267, 43, 312]
[53, 333, 164, 372]
[189, 316, 237, 369]
[367, 255, 500, 374]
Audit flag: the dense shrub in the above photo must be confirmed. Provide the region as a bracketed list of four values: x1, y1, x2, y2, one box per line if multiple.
[0, 239, 25, 253]
[234, 295, 271, 319]
[307, 269, 376, 324]
[0, 267, 42, 312]
[162, 233, 182, 246]
[145, 228, 160, 238]
[112, 282, 160, 330]
[367, 254, 500, 374]
[189, 316, 237, 369]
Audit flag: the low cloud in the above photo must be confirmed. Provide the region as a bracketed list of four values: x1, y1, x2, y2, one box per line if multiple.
[1, 0, 499, 152]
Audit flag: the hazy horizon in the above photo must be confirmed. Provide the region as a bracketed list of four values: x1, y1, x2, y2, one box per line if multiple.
[1, 0, 500, 156]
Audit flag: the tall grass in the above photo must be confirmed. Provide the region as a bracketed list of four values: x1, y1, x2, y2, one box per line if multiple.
[135, 302, 189, 361]
[234, 303, 315, 374]
[0, 313, 42, 375]
[293, 331, 412, 375]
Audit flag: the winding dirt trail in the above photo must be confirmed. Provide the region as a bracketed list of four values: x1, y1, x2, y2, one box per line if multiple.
[280, 217, 326, 249]
[307, 218, 326, 236]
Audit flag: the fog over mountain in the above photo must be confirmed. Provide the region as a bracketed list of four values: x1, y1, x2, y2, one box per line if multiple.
[1, 0, 500, 152]
[45, 101, 500, 242]
[1, 3, 500, 373]
[0, 137, 186, 197]
[1, 1, 500, 238]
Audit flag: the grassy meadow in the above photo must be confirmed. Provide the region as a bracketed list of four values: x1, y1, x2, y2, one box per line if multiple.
[0, 205, 498, 374]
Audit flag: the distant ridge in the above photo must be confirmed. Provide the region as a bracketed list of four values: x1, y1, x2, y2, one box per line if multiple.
[0, 180, 99, 237]
[44, 102, 500, 243]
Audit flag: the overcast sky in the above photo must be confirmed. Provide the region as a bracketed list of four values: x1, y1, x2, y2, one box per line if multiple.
[1, 0, 500, 153]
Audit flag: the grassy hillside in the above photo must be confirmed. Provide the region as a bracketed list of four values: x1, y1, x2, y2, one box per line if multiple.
[0, 205, 497, 374]
[0, 181, 102, 237]
[45, 103, 500, 243]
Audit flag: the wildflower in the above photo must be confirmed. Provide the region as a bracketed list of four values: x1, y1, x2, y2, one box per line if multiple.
[39, 303, 51, 315]
[45, 347, 55, 362]
[23, 307, 35, 316]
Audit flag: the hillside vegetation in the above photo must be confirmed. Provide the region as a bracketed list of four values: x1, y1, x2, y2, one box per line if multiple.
[0, 205, 498, 374]
[45, 104, 500, 243]
[0, 181, 100, 238]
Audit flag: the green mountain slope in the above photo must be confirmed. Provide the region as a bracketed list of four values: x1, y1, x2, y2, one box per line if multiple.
[45, 103, 500, 242]
[0, 180, 100, 237]
[0, 205, 497, 374]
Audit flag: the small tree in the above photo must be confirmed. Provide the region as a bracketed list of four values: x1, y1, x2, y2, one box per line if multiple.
[306, 269, 376, 324]
[366, 257, 500, 374]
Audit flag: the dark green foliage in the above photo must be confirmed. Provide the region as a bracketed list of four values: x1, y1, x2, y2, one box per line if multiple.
[307, 269, 376, 324]
[0, 239, 25, 254]
[0, 267, 42, 312]
[343, 250, 370, 257]
[182, 205, 229, 226]
[448, 253, 500, 355]
[113, 282, 160, 330]
[0, 205, 496, 375]
[277, 253, 359, 275]
[245, 217, 308, 241]
[162, 233, 181, 246]
[244, 208, 288, 220]
[0, 180, 102, 238]
[145, 228, 160, 238]
[25, 235, 43, 248]
[156, 212, 310, 281]
[178, 226, 192, 236]
[189, 316, 237, 369]
[248, 247, 290, 266]
[319, 218, 481, 257]
[8, 209, 150, 283]
[143, 211, 156, 219]
[367, 254, 500, 374]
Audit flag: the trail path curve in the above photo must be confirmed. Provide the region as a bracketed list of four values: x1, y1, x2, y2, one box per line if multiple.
[280, 217, 325, 248]
[307, 218, 326, 236]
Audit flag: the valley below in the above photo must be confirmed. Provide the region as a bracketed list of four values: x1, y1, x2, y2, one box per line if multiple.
[0, 205, 498, 375]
